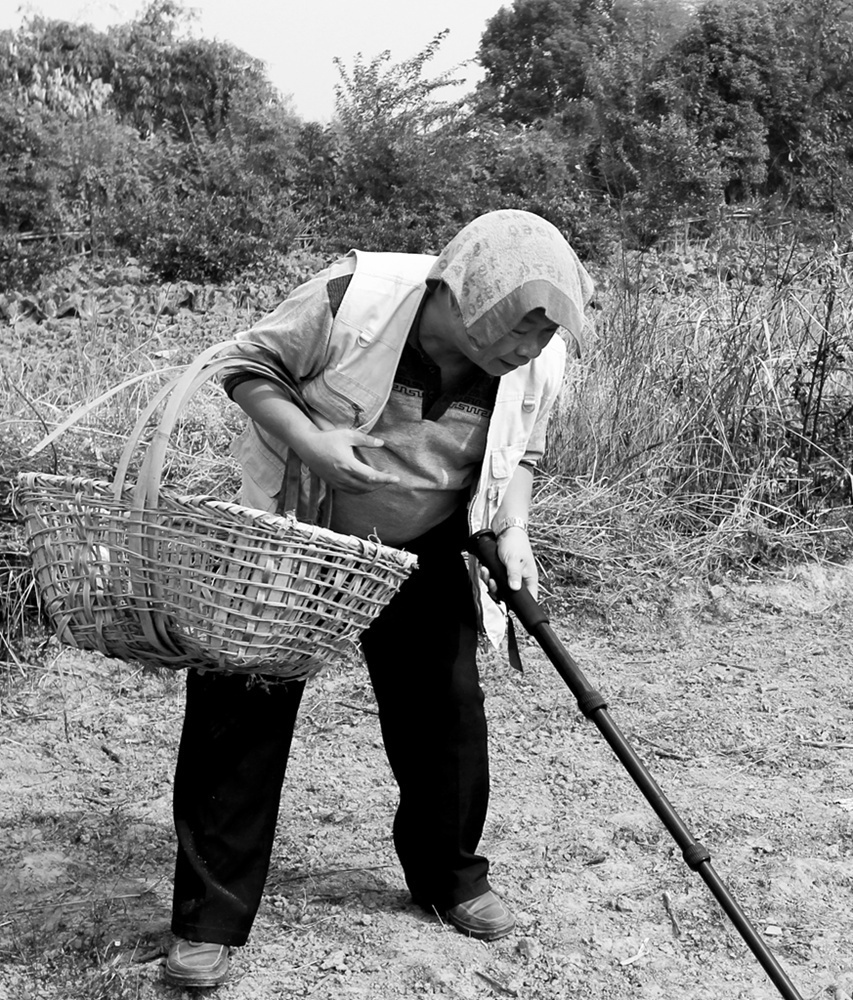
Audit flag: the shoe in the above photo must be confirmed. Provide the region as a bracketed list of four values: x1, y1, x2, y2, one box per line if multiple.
[446, 890, 516, 940]
[422, 890, 516, 941]
[164, 938, 230, 988]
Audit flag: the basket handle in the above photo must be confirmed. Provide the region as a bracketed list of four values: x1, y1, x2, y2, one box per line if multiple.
[115, 340, 320, 661]
[113, 339, 313, 506]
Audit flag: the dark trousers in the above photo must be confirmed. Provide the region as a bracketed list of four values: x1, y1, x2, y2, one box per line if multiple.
[171, 521, 491, 946]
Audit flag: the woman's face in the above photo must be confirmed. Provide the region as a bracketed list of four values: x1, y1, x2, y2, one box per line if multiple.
[423, 283, 560, 375]
[471, 309, 560, 375]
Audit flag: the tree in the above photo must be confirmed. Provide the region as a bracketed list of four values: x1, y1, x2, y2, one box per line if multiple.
[476, 0, 617, 124]
[659, 0, 773, 200]
[583, 0, 695, 196]
[292, 123, 339, 212]
[332, 30, 464, 202]
[760, 0, 853, 208]
[0, 17, 115, 117]
[0, 1, 306, 285]
[106, 0, 281, 140]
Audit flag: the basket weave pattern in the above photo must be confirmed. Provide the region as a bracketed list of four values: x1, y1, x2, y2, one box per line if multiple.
[15, 343, 418, 679]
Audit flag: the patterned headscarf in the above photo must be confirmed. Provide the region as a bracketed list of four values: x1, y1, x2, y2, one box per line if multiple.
[426, 209, 594, 355]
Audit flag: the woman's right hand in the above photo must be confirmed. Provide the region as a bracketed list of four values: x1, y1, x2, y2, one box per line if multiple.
[231, 379, 398, 495]
[299, 428, 400, 494]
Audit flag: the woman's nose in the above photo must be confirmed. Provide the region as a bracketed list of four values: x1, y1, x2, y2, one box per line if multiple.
[518, 338, 542, 358]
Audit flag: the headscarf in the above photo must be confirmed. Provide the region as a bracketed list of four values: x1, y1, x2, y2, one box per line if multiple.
[426, 209, 594, 355]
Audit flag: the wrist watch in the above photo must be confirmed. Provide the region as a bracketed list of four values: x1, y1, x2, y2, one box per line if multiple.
[494, 517, 528, 537]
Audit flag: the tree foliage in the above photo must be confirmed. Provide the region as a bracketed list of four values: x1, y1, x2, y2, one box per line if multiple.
[2, 0, 853, 286]
[332, 32, 463, 201]
[0, 0, 304, 286]
[476, 0, 617, 123]
[477, 0, 853, 237]
[106, 0, 283, 139]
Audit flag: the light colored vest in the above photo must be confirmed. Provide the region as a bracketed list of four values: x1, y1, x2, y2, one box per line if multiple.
[234, 249, 567, 645]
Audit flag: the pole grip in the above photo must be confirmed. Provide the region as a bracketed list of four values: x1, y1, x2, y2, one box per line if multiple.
[466, 529, 550, 629]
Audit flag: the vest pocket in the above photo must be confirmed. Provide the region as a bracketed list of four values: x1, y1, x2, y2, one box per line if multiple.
[232, 424, 288, 495]
[490, 443, 526, 482]
[302, 368, 384, 429]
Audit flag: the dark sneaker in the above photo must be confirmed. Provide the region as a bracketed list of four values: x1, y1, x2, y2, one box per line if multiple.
[444, 890, 516, 940]
[164, 938, 230, 988]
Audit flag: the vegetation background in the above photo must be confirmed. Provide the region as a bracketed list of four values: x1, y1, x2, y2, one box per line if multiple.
[1, 0, 851, 581]
[1, 2, 853, 998]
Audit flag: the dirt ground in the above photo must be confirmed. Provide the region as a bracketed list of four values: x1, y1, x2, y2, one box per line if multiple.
[1, 561, 852, 1000]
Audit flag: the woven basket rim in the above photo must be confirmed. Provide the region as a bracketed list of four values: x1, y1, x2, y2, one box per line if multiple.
[14, 343, 420, 678]
[16, 470, 419, 570]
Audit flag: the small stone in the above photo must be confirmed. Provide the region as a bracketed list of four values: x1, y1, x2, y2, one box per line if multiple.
[515, 937, 541, 961]
[321, 948, 348, 971]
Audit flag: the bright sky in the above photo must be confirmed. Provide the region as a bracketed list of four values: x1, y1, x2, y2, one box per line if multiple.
[0, 0, 508, 121]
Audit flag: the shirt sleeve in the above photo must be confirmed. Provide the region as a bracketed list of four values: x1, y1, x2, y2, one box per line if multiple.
[220, 258, 355, 396]
[221, 346, 299, 399]
[520, 336, 567, 467]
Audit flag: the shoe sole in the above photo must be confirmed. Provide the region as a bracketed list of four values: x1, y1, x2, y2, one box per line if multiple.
[164, 966, 230, 988]
[413, 899, 516, 941]
[447, 917, 516, 941]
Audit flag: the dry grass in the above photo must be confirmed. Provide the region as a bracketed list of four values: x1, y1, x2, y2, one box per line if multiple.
[1, 271, 252, 497]
[538, 236, 853, 599]
[531, 472, 847, 607]
[2, 236, 852, 648]
[547, 245, 853, 499]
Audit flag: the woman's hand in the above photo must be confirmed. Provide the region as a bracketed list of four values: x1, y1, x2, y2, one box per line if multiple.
[231, 379, 398, 495]
[479, 526, 539, 602]
[299, 428, 400, 494]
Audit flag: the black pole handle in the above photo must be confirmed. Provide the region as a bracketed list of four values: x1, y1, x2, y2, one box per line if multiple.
[469, 529, 549, 627]
[468, 530, 605, 710]
[467, 529, 805, 1000]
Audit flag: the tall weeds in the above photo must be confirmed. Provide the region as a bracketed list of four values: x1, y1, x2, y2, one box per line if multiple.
[2, 236, 851, 613]
[542, 236, 853, 577]
[1, 278, 253, 499]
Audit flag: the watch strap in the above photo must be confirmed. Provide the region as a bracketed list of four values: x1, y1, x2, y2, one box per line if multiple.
[494, 516, 528, 537]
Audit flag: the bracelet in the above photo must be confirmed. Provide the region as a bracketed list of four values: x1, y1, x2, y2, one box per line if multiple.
[494, 517, 528, 537]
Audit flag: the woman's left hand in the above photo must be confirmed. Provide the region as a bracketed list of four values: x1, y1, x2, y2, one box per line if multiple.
[479, 526, 539, 602]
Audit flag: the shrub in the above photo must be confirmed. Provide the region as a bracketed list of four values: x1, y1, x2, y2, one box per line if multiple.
[124, 190, 303, 283]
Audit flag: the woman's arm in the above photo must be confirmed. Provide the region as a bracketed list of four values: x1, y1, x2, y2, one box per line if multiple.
[232, 379, 399, 495]
[489, 463, 539, 601]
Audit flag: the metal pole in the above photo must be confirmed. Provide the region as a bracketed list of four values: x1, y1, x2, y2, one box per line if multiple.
[468, 530, 805, 1000]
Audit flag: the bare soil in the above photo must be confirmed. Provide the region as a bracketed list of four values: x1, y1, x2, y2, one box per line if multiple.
[1, 563, 852, 1000]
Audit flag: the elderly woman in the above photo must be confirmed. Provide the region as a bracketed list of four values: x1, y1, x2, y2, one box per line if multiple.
[165, 209, 594, 988]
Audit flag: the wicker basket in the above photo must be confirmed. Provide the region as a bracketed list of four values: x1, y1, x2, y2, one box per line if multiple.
[15, 342, 418, 679]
